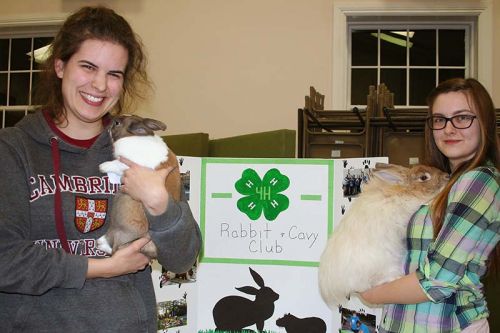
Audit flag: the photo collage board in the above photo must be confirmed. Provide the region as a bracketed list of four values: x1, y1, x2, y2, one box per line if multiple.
[152, 156, 388, 333]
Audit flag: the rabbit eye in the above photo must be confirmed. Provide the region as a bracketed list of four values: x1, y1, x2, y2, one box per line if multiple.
[418, 173, 431, 182]
[113, 119, 121, 126]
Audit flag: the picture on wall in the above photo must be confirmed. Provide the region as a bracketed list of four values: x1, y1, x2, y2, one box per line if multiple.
[157, 295, 188, 331]
[341, 159, 372, 198]
[339, 307, 377, 333]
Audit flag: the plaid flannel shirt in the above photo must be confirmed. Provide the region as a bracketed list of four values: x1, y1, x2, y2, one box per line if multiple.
[380, 166, 499, 333]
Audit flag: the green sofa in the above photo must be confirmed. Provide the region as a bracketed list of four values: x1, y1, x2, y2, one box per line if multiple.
[162, 129, 296, 158]
[161, 132, 210, 157]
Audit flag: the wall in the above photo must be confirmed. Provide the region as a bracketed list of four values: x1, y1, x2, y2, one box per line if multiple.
[133, 0, 333, 139]
[494, 0, 500, 99]
[0, 0, 498, 138]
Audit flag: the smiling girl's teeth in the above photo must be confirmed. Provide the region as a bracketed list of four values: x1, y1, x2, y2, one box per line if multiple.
[82, 92, 103, 103]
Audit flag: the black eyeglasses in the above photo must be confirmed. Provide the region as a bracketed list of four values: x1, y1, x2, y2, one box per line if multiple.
[426, 115, 477, 130]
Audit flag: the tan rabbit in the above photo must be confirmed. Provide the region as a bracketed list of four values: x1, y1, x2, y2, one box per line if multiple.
[318, 163, 449, 308]
[97, 115, 181, 259]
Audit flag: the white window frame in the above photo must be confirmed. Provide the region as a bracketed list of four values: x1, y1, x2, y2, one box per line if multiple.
[0, 16, 63, 127]
[348, 22, 474, 107]
[332, 0, 493, 109]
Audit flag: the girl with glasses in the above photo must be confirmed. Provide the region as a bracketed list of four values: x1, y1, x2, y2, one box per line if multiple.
[361, 78, 499, 332]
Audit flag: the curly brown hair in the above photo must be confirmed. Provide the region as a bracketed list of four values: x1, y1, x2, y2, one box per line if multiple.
[34, 6, 152, 121]
[425, 77, 500, 276]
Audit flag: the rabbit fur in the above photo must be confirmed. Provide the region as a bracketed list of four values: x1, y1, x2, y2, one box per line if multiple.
[97, 115, 181, 259]
[318, 163, 449, 308]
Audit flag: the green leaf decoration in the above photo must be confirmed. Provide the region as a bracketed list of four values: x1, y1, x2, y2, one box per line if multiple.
[235, 168, 290, 221]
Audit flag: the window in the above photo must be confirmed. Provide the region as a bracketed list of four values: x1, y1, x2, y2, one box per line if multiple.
[349, 20, 474, 107]
[0, 36, 54, 127]
[0, 21, 60, 128]
[331, 3, 492, 110]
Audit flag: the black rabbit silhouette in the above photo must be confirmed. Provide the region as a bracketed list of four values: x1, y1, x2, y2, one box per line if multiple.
[213, 267, 279, 332]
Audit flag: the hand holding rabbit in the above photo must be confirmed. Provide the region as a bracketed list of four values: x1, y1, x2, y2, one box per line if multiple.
[119, 157, 176, 216]
[88, 237, 152, 278]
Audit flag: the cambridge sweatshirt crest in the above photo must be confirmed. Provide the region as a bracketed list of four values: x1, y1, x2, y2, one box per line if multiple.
[74, 196, 107, 233]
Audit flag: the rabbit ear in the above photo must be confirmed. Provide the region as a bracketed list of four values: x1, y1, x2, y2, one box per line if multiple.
[372, 166, 406, 185]
[143, 118, 167, 131]
[235, 286, 259, 295]
[374, 162, 391, 169]
[128, 122, 150, 135]
[249, 267, 265, 287]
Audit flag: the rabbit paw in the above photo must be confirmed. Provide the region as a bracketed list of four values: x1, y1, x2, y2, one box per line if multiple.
[96, 235, 113, 255]
[99, 160, 128, 175]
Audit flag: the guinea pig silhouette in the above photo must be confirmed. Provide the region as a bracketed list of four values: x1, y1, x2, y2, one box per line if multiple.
[213, 267, 279, 332]
[319, 163, 449, 307]
[276, 313, 327, 333]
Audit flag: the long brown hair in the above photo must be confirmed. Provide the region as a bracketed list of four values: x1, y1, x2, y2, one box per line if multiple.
[34, 6, 152, 120]
[425, 78, 500, 275]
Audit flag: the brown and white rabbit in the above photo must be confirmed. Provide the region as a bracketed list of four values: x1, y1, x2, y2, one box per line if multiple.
[97, 115, 181, 259]
[318, 163, 449, 308]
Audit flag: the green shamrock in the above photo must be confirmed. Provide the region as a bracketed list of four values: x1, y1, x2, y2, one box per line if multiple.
[235, 168, 290, 221]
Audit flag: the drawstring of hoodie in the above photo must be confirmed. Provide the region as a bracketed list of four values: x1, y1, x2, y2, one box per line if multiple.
[50, 136, 71, 253]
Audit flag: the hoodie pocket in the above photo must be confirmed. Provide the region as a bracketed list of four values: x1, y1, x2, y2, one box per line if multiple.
[10, 297, 35, 332]
[18, 278, 149, 332]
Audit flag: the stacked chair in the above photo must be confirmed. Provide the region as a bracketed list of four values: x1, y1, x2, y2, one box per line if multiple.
[497, 108, 500, 137]
[298, 85, 427, 166]
[297, 87, 367, 160]
[368, 83, 428, 166]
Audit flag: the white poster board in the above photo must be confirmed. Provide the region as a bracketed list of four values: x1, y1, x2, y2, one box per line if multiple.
[153, 156, 388, 333]
[152, 156, 201, 333]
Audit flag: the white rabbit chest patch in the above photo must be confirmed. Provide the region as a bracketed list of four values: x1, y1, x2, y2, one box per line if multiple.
[99, 135, 169, 184]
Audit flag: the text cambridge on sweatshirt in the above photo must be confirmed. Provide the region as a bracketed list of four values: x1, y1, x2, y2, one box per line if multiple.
[0, 111, 201, 332]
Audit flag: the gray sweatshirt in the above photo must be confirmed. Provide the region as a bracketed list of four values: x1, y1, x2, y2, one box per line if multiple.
[0, 111, 201, 332]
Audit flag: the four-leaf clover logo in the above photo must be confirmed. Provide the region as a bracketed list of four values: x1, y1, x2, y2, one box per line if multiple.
[235, 168, 290, 221]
